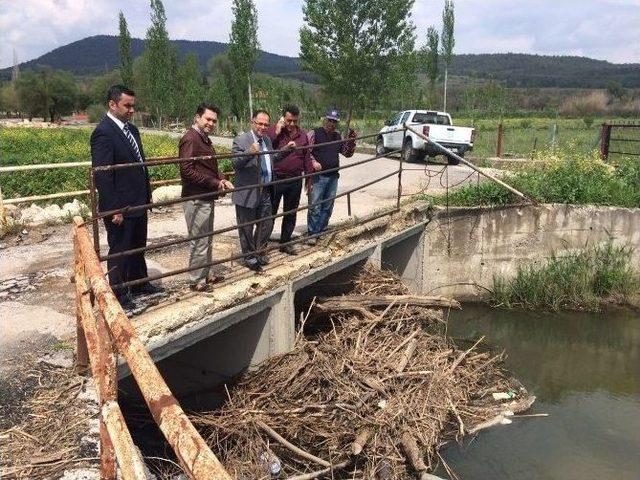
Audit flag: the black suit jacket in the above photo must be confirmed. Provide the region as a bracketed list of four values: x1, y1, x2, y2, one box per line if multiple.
[90, 116, 151, 217]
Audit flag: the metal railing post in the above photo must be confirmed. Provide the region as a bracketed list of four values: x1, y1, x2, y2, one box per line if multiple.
[89, 169, 100, 255]
[398, 125, 406, 209]
[496, 123, 504, 158]
[600, 123, 611, 161]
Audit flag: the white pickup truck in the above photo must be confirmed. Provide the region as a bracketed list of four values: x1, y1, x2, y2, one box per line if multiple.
[376, 110, 475, 164]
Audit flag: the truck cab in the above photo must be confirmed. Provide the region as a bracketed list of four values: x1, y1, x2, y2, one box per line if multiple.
[377, 110, 475, 164]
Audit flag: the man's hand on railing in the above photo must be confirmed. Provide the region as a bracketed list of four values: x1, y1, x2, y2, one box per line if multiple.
[111, 214, 124, 225]
[219, 179, 234, 191]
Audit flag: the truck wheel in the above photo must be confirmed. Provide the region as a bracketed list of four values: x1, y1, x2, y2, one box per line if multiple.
[447, 154, 461, 166]
[402, 139, 418, 163]
[375, 137, 388, 156]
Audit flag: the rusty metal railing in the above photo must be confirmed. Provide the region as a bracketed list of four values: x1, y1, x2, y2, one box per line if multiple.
[82, 129, 404, 292]
[600, 122, 640, 161]
[73, 217, 232, 479]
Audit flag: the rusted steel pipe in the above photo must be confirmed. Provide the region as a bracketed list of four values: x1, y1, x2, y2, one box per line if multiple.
[74, 235, 117, 479]
[101, 401, 148, 480]
[107, 204, 401, 291]
[74, 218, 232, 480]
[89, 148, 400, 223]
[91, 130, 394, 172]
[89, 170, 100, 255]
[405, 125, 535, 204]
[105, 169, 400, 291]
[102, 162, 400, 262]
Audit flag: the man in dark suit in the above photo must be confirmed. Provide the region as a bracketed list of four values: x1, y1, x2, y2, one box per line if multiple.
[90, 84, 162, 308]
[231, 109, 295, 272]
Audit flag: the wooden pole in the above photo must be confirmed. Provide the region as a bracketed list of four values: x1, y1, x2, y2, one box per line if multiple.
[73, 217, 232, 480]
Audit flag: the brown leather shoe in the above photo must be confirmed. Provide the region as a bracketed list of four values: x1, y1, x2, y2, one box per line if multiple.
[190, 281, 212, 292]
[207, 274, 225, 284]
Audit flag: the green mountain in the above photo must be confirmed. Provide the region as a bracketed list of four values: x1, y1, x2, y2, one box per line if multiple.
[2, 35, 639, 88]
[0, 35, 310, 81]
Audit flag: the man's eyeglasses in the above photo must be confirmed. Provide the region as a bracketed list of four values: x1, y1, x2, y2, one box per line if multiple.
[253, 121, 269, 127]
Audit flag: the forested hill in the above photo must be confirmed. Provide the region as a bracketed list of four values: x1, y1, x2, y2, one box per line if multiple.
[2, 35, 639, 88]
[451, 53, 640, 88]
[0, 35, 303, 80]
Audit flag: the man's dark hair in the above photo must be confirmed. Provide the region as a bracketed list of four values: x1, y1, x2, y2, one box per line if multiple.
[196, 102, 221, 116]
[282, 104, 300, 117]
[106, 85, 135, 104]
[252, 109, 270, 120]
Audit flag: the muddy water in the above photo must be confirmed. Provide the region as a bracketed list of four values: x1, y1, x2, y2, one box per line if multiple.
[438, 304, 640, 480]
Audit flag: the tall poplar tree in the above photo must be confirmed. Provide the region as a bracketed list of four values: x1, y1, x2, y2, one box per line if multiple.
[423, 26, 439, 103]
[118, 12, 134, 87]
[300, 0, 416, 118]
[440, 0, 455, 111]
[228, 0, 259, 119]
[140, 0, 177, 126]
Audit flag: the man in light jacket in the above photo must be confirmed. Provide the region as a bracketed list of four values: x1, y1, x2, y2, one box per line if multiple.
[231, 109, 294, 272]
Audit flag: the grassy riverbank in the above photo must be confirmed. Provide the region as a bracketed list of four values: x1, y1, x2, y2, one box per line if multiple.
[0, 127, 231, 200]
[491, 243, 639, 311]
[435, 147, 640, 208]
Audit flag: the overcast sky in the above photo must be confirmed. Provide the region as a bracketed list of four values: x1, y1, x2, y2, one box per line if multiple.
[1, 0, 639, 69]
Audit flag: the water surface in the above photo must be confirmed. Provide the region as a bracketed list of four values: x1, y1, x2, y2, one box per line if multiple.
[438, 304, 640, 480]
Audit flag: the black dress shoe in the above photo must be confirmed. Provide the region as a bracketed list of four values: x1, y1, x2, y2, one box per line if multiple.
[279, 244, 299, 255]
[116, 293, 136, 310]
[132, 283, 165, 296]
[257, 255, 269, 266]
[245, 260, 263, 272]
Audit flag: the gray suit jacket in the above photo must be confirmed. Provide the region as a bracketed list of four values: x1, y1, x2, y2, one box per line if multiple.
[231, 130, 287, 208]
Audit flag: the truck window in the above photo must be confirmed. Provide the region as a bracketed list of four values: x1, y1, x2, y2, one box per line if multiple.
[412, 113, 451, 125]
[386, 113, 401, 126]
[400, 111, 411, 124]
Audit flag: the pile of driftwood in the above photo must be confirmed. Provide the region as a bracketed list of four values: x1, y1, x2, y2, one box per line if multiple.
[193, 267, 533, 479]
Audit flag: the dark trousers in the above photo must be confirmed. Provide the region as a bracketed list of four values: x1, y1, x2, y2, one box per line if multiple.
[103, 213, 148, 297]
[270, 177, 302, 243]
[235, 190, 273, 262]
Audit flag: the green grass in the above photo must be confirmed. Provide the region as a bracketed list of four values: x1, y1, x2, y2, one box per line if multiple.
[433, 147, 640, 208]
[491, 243, 639, 311]
[0, 127, 231, 200]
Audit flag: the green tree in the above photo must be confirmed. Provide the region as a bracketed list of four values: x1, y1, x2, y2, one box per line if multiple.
[0, 82, 20, 114]
[89, 70, 123, 105]
[208, 53, 234, 118]
[118, 11, 134, 87]
[227, 0, 260, 119]
[300, 0, 416, 120]
[175, 53, 206, 121]
[16, 69, 78, 122]
[440, 0, 455, 111]
[422, 26, 439, 104]
[139, 0, 178, 127]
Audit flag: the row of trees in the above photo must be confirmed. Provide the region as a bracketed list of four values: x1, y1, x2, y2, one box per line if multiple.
[0, 0, 464, 124]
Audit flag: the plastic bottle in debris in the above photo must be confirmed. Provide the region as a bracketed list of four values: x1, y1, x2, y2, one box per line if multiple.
[259, 452, 282, 477]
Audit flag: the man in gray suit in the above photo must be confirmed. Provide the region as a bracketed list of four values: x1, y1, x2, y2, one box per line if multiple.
[232, 109, 295, 271]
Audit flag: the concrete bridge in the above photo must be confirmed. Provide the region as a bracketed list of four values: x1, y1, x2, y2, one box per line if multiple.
[119, 201, 640, 409]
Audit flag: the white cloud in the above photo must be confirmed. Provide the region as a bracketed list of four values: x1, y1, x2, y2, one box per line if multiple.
[0, 0, 638, 68]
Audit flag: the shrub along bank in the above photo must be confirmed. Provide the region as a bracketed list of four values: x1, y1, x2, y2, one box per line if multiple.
[434, 147, 640, 208]
[491, 243, 638, 312]
[0, 127, 231, 200]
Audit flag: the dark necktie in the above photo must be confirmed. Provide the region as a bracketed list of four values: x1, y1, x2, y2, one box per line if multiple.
[123, 123, 143, 163]
[257, 137, 270, 183]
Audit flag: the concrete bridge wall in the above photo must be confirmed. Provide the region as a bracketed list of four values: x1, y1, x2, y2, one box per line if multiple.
[120, 204, 640, 407]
